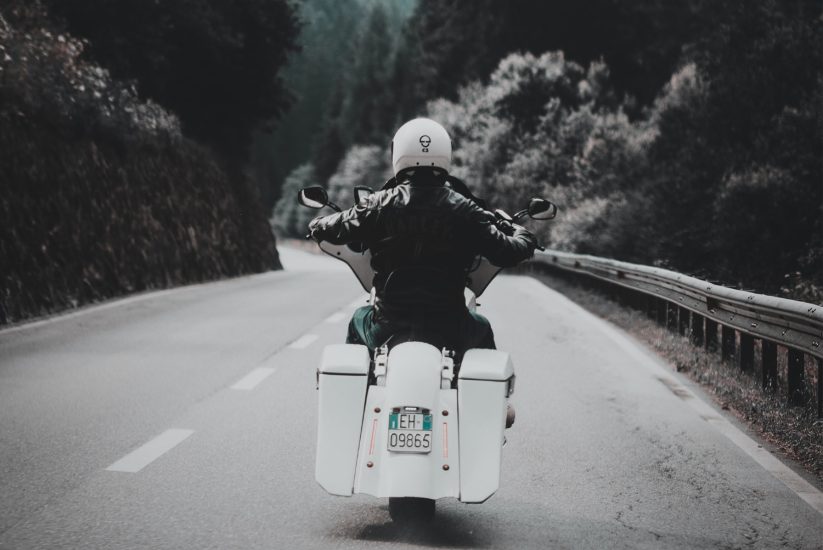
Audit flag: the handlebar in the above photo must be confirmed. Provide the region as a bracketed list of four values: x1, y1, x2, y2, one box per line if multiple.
[494, 209, 547, 251]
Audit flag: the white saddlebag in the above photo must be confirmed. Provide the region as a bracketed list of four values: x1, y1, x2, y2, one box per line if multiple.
[458, 349, 514, 503]
[315, 344, 370, 496]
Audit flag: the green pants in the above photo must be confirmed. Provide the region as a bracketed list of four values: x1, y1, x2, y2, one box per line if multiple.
[346, 306, 496, 353]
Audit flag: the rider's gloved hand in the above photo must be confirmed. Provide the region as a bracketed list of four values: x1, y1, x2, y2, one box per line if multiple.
[307, 217, 323, 242]
[512, 224, 539, 255]
[496, 218, 516, 236]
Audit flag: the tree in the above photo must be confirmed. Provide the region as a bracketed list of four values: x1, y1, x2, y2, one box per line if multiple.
[401, 0, 706, 113]
[696, 0, 822, 290]
[252, 0, 414, 207]
[325, 145, 390, 208]
[311, 86, 348, 182]
[45, 0, 300, 163]
[338, 5, 396, 146]
[0, 0, 282, 322]
[305, 2, 411, 187]
[596, 0, 822, 294]
[426, 51, 644, 251]
[270, 163, 322, 238]
[251, 0, 365, 205]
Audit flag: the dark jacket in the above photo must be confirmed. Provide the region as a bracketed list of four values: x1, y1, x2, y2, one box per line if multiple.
[309, 171, 537, 318]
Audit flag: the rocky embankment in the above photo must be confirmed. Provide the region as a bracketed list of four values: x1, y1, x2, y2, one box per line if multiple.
[0, 108, 280, 324]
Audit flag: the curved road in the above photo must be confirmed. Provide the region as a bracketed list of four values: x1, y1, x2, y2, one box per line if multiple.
[1, 247, 821, 549]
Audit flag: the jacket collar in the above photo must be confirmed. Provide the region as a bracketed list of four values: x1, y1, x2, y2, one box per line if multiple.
[400, 168, 448, 187]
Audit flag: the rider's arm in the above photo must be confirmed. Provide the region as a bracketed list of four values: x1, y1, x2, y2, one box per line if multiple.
[308, 199, 376, 244]
[460, 201, 537, 267]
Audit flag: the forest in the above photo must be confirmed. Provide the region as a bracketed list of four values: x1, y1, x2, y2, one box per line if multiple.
[1, 0, 820, 323]
[272, 0, 822, 303]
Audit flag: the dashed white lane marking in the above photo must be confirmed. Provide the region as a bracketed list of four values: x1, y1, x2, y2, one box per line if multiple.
[324, 312, 347, 324]
[231, 367, 277, 390]
[519, 277, 823, 517]
[289, 334, 319, 349]
[106, 429, 194, 473]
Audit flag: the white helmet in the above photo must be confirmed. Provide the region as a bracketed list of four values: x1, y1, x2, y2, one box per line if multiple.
[390, 118, 451, 177]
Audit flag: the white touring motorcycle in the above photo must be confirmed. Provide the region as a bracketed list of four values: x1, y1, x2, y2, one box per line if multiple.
[298, 185, 556, 522]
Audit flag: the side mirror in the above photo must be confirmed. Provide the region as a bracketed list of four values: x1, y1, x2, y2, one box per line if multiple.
[353, 185, 374, 205]
[528, 198, 557, 220]
[298, 186, 329, 209]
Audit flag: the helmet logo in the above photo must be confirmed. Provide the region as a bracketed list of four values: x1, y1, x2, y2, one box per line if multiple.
[419, 135, 431, 152]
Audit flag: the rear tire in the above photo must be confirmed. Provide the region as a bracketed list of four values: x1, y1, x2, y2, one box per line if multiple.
[388, 497, 435, 523]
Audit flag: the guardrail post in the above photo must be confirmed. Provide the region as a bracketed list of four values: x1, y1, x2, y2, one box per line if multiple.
[787, 349, 806, 406]
[691, 314, 705, 346]
[645, 296, 656, 320]
[705, 319, 718, 351]
[678, 307, 690, 336]
[634, 291, 646, 312]
[656, 299, 667, 326]
[666, 303, 678, 332]
[532, 251, 823, 415]
[739, 334, 754, 372]
[619, 288, 633, 309]
[761, 341, 777, 390]
[721, 326, 735, 362]
[626, 289, 639, 311]
[817, 358, 822, 419]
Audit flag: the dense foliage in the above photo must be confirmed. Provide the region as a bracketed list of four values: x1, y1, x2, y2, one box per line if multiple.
[43, 0, 300, 164]
[0, 0, 295, 322]
[427, 52, 651, 252]
[270, 163, 320, 239]
[397, 0, 708, 114]
[255, 0, 414, 206]
[273, 0, 821, 301]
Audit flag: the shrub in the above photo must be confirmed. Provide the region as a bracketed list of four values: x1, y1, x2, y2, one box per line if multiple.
[0, 6, 180, 139]
[270, 145, 390, 239]
[271, 163, 321, 239]
[427, 52, 644, 251]
[0, 2, 279, 323]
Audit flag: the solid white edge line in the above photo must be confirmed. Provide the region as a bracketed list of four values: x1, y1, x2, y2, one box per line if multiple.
[106, 429, 194, 473]
[230, 367, 277, 390]
[0, 270, 289, 336]
[289, 334, 319, 349]
[518, 276, 823, 517]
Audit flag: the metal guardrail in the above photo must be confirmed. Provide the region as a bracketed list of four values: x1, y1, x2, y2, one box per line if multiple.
[531, 250, 823, 418]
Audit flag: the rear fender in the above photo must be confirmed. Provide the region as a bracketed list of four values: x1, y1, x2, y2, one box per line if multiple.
[354, 342, 460, 499]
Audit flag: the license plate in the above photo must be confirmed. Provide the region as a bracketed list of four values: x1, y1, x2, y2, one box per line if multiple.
[388, 409, 432, 453]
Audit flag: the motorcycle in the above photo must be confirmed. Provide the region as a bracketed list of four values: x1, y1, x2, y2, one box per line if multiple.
[298, 184, 556, 522]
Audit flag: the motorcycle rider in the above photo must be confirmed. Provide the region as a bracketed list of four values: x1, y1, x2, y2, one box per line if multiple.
[308, 118, 537, 360]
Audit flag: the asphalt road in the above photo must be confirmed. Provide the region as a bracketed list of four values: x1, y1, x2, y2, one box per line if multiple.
[1, 246, 822, 549]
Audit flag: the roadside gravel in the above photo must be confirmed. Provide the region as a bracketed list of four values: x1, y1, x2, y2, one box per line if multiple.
[528, 267, 823, 484]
